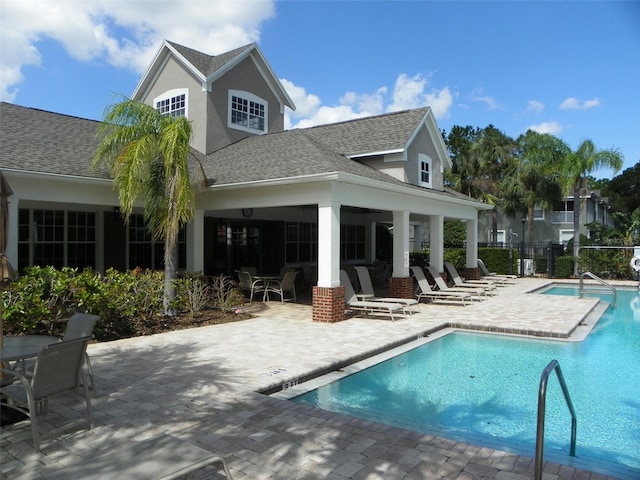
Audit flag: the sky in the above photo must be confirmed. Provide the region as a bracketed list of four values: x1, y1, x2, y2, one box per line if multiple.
[1, 0, 639, 179]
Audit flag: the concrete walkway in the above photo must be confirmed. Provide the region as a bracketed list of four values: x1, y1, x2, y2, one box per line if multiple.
[1, 278, 622, 479]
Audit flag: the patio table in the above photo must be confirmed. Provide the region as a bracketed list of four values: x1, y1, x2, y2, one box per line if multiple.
[254, 274, 281, 301]
[0, 335, 59, 369]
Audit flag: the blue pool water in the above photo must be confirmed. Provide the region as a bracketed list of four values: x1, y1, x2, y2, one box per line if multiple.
[292, 287, 640, 479]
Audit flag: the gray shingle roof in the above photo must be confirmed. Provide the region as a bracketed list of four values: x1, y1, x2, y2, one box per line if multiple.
[0, 102, 108, 179]
[199, 128, 409, 187]
[166, 41, 253, 78]
[1, 103, 469, 204]
[304, 107, 429, 156]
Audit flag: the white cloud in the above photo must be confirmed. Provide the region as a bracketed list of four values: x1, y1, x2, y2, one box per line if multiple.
[528, 121, 563, 135]
[527, 100, 544, 113]
[284, 73, 454, 129]
[560, 97, 601, 110]
[0, 0, 275, 101]
[471, 88, 499, 110]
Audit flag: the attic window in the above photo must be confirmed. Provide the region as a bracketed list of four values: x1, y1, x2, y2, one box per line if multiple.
[419, 153, 432, 188]
[154, 89, 187, 118]
[228, 90, 267, 134]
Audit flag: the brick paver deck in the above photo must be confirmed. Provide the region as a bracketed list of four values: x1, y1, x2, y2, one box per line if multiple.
[1, 278, 629, 479]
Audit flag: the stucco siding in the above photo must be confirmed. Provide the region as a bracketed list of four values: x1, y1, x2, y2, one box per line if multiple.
[138, 56, 209, 154]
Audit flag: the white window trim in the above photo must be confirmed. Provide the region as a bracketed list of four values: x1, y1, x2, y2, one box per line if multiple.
[228, 89, 268, 134]
[418, 153, 432, 188]
[559, 229, 574, 244]
[487, 230, 506, 243]
[153, 88, 188, 118]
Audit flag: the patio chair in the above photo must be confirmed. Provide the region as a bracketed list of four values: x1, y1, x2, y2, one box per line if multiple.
[340, 270, 406, 322]
[264, 270, 298, 302]
[444, 262, 497, 294]
[236, 270, 266, 303]
[409, 266, 472, 306]
[354, 266, 420, 314]
[62, 312, 100, 393]
[23, 312, 99, 394]
[477, 258, 517, 283]
[426, 265, 488, 299]
[240, 266, 258, 275]
[0, 336, 94, 452]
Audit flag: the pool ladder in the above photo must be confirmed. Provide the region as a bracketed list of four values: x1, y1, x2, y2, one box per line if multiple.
[579, 271, 616, 306]
[534, 360, 577, 480]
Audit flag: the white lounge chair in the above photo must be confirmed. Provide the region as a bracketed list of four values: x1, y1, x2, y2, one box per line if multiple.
[409, 266, 472, 306]
[477, 259, 517, 284]
[340, 270, 406, 322]
[443, 262, 498, 295]
[426, 265, 488, 299]
[353, 266, 420, 314]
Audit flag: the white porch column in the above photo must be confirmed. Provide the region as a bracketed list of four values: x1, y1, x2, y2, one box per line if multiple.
[317, 202, 341, 287]
[369, 221, 377, 264]
[392, 210, 410, 278]
[429, 215, 444, 272]
[186, 209, 204, 273]
[465, 218, 478, 268]
[6, 196, 18, 268]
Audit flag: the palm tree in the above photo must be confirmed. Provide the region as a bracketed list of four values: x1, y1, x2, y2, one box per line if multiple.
[560, 139, 623, 275]
[469, 126, 517, 242]
[93, 98, 195, 316]
[515, 131, 569, 255]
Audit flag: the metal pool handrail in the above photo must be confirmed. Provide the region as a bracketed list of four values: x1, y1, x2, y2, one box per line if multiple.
[534, 360, 577, 480]
[579, 271, 616, 306]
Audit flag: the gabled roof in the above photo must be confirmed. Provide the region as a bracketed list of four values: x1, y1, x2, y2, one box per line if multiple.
[1, 103, 473, 206]
[132, 40, 295, 111]
[200, 128, 410, 187]
[303, 107, 452, 169]
[305, 108, 430, 157]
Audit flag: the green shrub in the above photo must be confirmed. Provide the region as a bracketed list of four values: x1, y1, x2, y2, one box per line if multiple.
[554, 256, 575, 278]
[478, 248, 518, 275]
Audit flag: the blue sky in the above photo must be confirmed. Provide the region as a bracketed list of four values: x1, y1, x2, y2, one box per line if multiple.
[1, 0, 638, 178]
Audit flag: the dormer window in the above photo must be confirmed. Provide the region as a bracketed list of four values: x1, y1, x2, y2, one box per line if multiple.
[154, 88, 187, 118]
[228, 89, 267, 134]
[419, 153, 432, 188]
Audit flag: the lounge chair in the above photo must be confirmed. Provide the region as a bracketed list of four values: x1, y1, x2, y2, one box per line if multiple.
[353, 266, 420, 314]
[340, 270, 406, 322]
[443, 262, 498, 294]
[409, 266, 472, 306]
[426, 265, 488, 299]
[477, 259, 517, 284]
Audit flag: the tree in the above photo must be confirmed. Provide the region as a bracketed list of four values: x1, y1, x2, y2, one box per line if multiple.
[560, 139, 623, 275]
[469, 126, 517, 242]
[514, 131, 569, 254]
[93, 98, 196, 316]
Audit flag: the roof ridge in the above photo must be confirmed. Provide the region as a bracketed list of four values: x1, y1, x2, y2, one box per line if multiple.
[0, 102, 102, 123]
[303, 107, 429, 131]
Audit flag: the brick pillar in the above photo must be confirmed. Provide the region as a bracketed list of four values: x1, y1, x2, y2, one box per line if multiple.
[464, 267, 481, 280]
[387, 276, 414, 299]
[312, 285, 345, 323]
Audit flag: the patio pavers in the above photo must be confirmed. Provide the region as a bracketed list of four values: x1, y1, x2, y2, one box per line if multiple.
[1, 278, 621, 479]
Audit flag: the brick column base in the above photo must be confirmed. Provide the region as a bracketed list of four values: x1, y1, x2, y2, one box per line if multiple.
[387, 276, 414, 299]
[464, 267, 481, 280]
[312, 285, 345, 323]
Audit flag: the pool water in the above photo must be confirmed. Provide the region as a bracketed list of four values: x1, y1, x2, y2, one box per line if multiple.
[292, 287, 640, 479]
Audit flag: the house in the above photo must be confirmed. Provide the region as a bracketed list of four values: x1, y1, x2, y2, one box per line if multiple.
[1, 40, 490, 322]
[479, 191, 614, 246]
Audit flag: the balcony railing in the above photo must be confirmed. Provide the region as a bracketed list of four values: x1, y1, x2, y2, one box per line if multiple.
[551, 211, 574, 224]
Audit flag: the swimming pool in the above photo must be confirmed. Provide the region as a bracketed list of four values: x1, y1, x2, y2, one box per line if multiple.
[290, 286, 640, 479]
